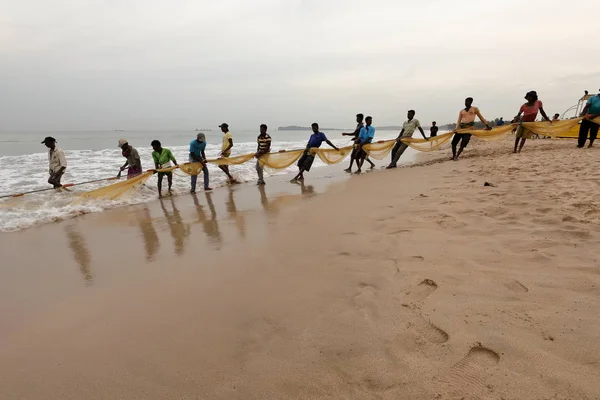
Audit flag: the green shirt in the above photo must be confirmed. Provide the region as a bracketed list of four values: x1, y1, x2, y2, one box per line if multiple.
[152, 148, 176, 168]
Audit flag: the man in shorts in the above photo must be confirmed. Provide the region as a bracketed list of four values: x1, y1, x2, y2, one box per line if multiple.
[355, 116, 376, 173]
[452, 97, 491, 161]
[151, 140, 178, 198]
[292, 123, 339, 182]
[430, 121, 439, 137]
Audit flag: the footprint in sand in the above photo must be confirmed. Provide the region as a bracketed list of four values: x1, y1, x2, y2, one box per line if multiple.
[352, 282, 380, 323]
[504, 280, 529, 293]
[401, 279, 449, 345]
[441, 345, 500, 397]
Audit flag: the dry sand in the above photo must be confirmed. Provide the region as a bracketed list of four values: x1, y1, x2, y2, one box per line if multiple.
[1, 136, 600, 399]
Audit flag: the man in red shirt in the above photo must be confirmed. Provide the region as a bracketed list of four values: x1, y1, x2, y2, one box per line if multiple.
[512, 91, 551, 153]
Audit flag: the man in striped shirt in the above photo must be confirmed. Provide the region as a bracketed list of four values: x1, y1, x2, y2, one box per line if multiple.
[255, 124, 272, 185]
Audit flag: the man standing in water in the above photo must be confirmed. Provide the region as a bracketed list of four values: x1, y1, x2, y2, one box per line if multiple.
[513, 91, 551, 153]
[151, 140, 178, 198]
[42, 136, 67, 189]
[342, 113, 374, 172]
[292, 123, 339, 182]
[118, 139, 142, 179]
[430, 121, 439, 137]
[255, 124, 272, 185]
[218, 123, 237, 184]
[189, 133, 212, 193]
[355, 116, 376, 174]
[452, 97, 491, 161]
[386, 110, 428, 169]
[578, 89, 600, 148]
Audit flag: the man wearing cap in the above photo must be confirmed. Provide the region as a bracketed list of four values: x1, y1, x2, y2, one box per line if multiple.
[189, 133, 212, 193]
[578, 89, 600, 148]
[218, 123, 237, 184]
[41, 136, 67, 188]
[118, 139, 142, 179]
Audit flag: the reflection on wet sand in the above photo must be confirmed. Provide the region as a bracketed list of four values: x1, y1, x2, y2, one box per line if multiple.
[192, 192, 222, 246]
[135, 206, 160, 262]
[64, 224, 93, 285]
[226, 186, 246, 239]
[258, 182, 316, 215]
[160, 198, 191, 256]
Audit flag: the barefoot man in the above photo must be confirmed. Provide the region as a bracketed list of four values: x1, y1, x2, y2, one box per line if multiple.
[42, 136, 67, 189]
[386, 110, 428, 169]
[578, 89, 600, 148]
[452, 97, 491, 161]
[218, 123, 237, 184]
[292, 123, 339, 182]
[355, 116, 376, 174]
[151, 140, 178, 198]
[342, 113, 374, 172]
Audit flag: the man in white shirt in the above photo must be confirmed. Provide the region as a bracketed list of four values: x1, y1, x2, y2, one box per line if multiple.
[386, 110, 428, 169]
[42, 136, 67, 188]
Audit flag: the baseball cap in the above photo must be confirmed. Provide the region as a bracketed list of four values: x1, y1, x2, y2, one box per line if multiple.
[197, 133, 206, 141]
[117, 139, 128, 148]
[41, 136, 56, 144]
[218, 123, 229, 128]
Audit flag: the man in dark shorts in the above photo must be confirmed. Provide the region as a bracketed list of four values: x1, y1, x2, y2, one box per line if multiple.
[42, 136, 67, 188]
[452, 97, 491, 160]
[151, 139, 179, 198]
[342, 113, 374, 172]
[430, 121, 439, 137]
[292, 123, 339, 182]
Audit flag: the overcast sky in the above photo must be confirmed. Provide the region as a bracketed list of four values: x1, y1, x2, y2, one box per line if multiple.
[1, 0, 598, 130]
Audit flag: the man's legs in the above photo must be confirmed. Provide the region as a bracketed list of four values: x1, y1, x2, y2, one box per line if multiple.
[388, 142, 408, 168]
[345, 148, 357, 172]
[514, 137, 520, 153]
[166, 172, 173, 193]
[578, 119, 590, 148]
[256, 160, 265, 184]
[518, 138, 527, 153]
[451, 134, 461, 160]
[190, 174, 197, 193]
[366, 156, 375, 168]
[48, 171, 63, 189]
[219, 165, 236, 183]
[455, 134, 471, 160]
[588, 121, 599, 147]
[202, 165, 211, 190]
[157, 172, 164, 197]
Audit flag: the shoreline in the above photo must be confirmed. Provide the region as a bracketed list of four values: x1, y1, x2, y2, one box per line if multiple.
[1, 136, 599, 399]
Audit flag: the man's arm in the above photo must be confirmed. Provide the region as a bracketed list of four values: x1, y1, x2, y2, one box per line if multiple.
[255, 140, 271, 158]
[325, 140, 339, 151]
[396, 129, 405, 141]
[580, 104, 590, 117]
[418, 127, 428, 140]
[225, 138, 234, 153]
[475, 108, 489, 127]
[539, 107, 551, 122]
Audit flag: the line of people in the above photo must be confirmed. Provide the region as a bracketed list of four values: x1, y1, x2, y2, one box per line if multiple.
[40, 90, 600, 195]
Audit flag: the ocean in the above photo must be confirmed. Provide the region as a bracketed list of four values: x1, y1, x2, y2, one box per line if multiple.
[0, 128, 408, 232]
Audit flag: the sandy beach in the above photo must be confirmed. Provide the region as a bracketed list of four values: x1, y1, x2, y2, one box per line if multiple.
[1, 136, 600, 399]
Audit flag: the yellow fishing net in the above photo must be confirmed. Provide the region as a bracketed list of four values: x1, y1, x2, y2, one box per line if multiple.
[77, 171, 154, 201]
[402, 133, 453, 151]
[311, 145, 354, 165]
[209, 153, 255, 166]
[178, 162, 205, 176]
[467, 124, 517, 141]
[259, 149, 305, 169]
[362, 140, 396, 160]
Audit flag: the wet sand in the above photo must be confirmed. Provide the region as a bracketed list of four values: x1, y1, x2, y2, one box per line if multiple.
[1, 138, 600, 399]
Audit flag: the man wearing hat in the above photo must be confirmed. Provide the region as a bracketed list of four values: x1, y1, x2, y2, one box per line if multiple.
[218, 123, 237, 184]
[512, 90, 551, 153]
[189, 132, 212, 193]
[118, 139, 142, 179]
[41, 136, 67, 188]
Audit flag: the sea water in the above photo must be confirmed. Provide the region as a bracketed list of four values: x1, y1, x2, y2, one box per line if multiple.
[0, 128, 408, 231]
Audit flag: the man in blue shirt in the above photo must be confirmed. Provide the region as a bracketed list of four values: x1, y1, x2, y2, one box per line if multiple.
[292, 123, 339, 182]
[497, 117, 505, 126]
[578, 90, 600, 148]
[189, 133, 212, 193]
[355, 116, 375, 173]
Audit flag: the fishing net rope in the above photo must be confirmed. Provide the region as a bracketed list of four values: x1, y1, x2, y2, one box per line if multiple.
[68, 116, 600, 200]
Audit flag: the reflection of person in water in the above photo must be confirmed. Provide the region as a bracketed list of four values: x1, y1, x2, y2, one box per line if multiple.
[160, 198, 190, 256]
[192, 192, 222, 245]
[226, 186, 246, 239]
[65, 224, 93, 285]
[136, 206, 160, 262]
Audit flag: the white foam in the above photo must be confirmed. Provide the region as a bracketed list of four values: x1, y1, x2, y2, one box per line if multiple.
[0, 135, 400, 232]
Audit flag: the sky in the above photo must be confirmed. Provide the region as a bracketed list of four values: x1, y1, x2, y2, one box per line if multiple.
[1, 0, 599, 130]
